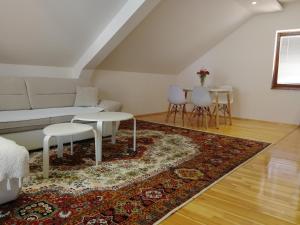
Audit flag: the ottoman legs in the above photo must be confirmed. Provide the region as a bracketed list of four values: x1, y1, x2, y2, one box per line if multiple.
[43, 135, 51, 179]
[96, 122, 103, 163]
[133, 118, 136, 152]
[57, 137, 64, 158]
[43, 130, 99, 179]
[92, 129, 99, 166]
[112, 121, 116, 144]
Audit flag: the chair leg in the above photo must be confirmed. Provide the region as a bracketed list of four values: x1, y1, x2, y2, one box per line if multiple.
[223, 105, 227, 125]
[204, 110, 208, 129]
[212, 105, 216, 124]
[188, 106, 196, 124]
[208, 107, 213, 125]
[173, 105, 178, 123]
[227, 104, 232, 125]
[196, 107, 200, 127]
[193, 107, 197, 116]
[166, 103, 172, 122]
[201, 108, 204, 127]
[165, 103, 172, 122]
[182, 104, 186, 126]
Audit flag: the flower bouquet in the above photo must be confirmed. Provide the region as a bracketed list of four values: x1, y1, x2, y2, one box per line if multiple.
[197, 68, 210, 86]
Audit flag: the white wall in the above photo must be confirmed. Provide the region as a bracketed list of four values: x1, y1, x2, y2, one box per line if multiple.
[92, 70, 176, 115]
[177, 1, 300, 125]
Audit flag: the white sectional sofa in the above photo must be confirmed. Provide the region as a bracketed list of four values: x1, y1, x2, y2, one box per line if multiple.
[0, 77, 122, 150]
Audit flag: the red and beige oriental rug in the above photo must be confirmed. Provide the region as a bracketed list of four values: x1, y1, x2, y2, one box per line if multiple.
[0, 120, 269, 225]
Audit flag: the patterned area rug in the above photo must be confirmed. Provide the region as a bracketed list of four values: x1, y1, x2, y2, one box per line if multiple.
[0, 120, 269, 225]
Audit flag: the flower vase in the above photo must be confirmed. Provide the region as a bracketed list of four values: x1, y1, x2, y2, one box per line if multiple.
[200, 75, 206, 87]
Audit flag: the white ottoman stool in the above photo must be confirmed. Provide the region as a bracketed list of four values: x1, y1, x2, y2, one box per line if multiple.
[0, 137, 29, 205]
[43, 123, 99, 178]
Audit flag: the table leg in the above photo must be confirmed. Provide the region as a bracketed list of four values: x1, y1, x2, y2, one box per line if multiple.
[92, 129, 99, 166]
[96, 121, 103, 163]
[57, 137, 63, 158]
[70, 119, 75, 155]
[227, 92, 232, 125]
[111, 121, 116, 144]
[70, 136, 73, 155]
[184, 90, 188, 98]
[215, 93, 219, 129]
[43, 135, 51, 179]
[133, 118, 136, 152]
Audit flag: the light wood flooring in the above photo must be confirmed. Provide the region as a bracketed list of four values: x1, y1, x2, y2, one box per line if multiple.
[136, 113, 299, 225]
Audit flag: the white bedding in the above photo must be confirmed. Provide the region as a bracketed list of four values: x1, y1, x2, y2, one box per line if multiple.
[0, 107, 104, 122]
[0, 137, 29, 185]
[0, 137, 29, 204]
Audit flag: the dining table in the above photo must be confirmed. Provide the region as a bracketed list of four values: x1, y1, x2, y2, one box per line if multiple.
[183, 88, 232, 129]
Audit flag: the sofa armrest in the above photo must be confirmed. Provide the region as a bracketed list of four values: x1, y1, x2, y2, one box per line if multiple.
[98, 100, 122, 112]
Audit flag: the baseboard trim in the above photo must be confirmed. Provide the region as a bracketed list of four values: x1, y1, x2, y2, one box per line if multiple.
[231, 116, 298, 126]
[135, 112, 298, 127]
[135, 112, 166, 118]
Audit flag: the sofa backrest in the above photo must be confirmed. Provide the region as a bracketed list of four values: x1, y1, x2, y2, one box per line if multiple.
[0, 77, 31, 111]
[25, 77, 78, 109]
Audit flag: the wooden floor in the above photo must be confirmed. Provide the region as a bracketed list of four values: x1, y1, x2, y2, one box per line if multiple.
[137, 113, 299, 225]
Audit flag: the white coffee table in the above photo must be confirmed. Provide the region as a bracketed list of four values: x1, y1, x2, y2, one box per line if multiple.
[43, 123, 98, 178]
[71, 112, 136, 162]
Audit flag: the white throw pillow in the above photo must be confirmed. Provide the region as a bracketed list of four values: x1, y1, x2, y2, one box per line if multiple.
[74, 86, 98, 107]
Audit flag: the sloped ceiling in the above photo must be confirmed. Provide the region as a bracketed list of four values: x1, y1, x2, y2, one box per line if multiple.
[0, 0, 126, 67]
[0, 0, 291, 77]
[279, 0, 298, 3]
[98, 0, 285, 74]
[236, 0, 282, 12]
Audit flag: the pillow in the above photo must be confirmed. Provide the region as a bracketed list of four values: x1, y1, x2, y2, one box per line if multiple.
[74, 87, 98, 107]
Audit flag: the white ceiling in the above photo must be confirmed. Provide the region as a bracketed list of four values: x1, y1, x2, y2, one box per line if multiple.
[98, 0, 293, 74]
[0, 0, 297, 76]
[0, 0, 127, 67]
[99, 0, 252, 74]
[235, 0, 282, 13]
[279, 0, 298, 3]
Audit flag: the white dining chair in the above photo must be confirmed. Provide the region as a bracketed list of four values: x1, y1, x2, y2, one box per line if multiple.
[212, 85, 233, 125]
[166, 85, 187, 125]
[190, 86, 212, 128]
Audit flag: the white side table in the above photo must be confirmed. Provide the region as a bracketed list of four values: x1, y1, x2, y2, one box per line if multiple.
[72, 112, 136, 162]
[43, 123, 98, 178]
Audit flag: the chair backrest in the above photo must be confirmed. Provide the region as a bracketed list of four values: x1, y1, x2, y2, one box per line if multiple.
[168, 85, 186, 104]
[219, 85, 234, 103]
[191, 86, 212, 107]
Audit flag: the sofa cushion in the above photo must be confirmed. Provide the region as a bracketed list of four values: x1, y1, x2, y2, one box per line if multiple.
[99, 100, 122, 112]
[0, 107, 104, 134]
[25, 78, 78, 109]
[74, 86, 98, 107]
[0, 118, 51, 134]
[0, 107, 104, 122]
[50, 115, 74, 124]
[0, 77, 31, 111]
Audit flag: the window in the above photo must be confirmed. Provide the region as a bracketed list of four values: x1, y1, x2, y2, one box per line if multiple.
[272, 30, 300, 90]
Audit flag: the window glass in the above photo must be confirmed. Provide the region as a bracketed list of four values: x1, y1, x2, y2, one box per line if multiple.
[277, 35, 300, 84]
